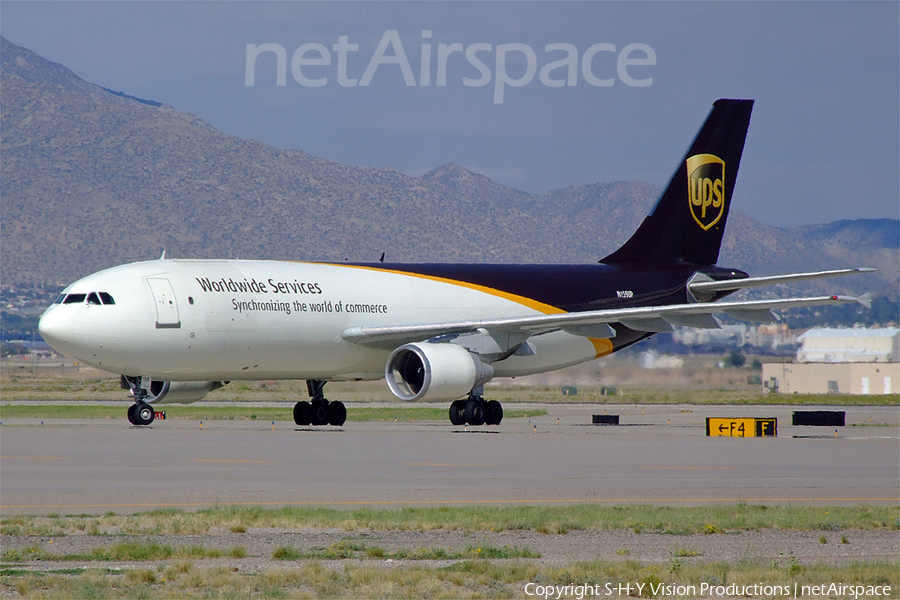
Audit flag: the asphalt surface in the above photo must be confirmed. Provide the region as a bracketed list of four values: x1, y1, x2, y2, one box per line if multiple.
[1, 403, 897, 515]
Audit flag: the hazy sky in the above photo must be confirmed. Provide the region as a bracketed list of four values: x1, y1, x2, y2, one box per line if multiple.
[3, 1, 898, 227]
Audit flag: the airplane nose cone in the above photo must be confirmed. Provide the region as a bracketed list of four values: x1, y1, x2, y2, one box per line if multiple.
[38, 307, 74, 353]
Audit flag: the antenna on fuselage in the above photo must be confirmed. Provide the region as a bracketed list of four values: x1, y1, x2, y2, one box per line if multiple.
[379, 252, 385, 263]
[159, 250, 166, 260]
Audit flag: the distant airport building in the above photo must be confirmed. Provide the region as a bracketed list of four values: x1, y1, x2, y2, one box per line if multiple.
[762, 328, 899, 395]
[673, 323, 796, 350]
[796, 328, 899, 363]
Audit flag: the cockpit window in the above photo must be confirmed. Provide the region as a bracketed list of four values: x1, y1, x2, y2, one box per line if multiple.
[59, 292, 115, 305]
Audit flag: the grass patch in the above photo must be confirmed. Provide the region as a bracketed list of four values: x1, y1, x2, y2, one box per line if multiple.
[271, 542, 540, 561]
[2, 545, 54, 562]
[272, 546, 304, 560]
[4, 504, 897, 538]
[0, 544, 900, 599]
[2, 542, 245, 562]
[7, 560, 895, 599]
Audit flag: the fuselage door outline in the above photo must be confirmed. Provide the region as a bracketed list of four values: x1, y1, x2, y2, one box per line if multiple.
[147, 277, 181, 329]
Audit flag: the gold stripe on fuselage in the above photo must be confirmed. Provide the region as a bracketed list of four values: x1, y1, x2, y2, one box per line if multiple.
[329, 263, 567, 316]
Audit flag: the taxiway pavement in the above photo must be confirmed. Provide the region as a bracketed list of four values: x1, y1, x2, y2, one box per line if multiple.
[1, 404, 897, 514]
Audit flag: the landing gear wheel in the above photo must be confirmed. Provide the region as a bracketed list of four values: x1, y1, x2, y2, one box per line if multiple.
[484, 400, 503, 425]
[311, 402, 329, 426]
[299, 380, 343, 427]
[328, 401, 346, 426]
[464, 398, 486, 426]
[449, 400, 466, 425]
[293, 401, 311, 426]
[127, 404, 137, 425]
[134, 402, 154, 426]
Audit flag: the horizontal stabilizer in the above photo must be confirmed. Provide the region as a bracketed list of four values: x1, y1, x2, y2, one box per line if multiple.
[688, 268, 877, 294]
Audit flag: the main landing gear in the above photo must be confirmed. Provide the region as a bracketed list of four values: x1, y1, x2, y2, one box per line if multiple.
[293, 380, 346, 427]
[122, 376, 155, 426]
[449, 390, 503, 426]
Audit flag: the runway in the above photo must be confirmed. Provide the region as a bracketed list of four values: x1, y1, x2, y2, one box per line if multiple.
[1, 404, 897, 515]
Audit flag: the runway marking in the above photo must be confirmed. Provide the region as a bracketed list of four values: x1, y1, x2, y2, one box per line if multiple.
[194, 459, 270, 464]
[3, 497, 897, 511]
[408, 463, 493, 467]
[641, 466, 737, 470]
[0, 455, 68, 460]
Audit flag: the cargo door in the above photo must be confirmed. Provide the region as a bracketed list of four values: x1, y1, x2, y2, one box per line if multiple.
[147, 278, 181, 329]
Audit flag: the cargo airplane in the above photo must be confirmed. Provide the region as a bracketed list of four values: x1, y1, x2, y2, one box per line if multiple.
[38, 99, 873, 427]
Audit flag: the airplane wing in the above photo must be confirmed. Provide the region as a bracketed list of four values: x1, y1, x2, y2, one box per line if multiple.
[341, 293, 871, 349]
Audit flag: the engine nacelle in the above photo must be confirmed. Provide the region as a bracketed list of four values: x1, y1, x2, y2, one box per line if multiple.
[121, 376, 226, 404]
[385, 342, 493, 402]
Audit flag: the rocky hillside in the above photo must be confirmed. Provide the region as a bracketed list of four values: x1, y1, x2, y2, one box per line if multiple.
[1, 37, 896, 302]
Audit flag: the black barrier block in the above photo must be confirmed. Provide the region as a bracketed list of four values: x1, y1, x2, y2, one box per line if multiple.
[792, 411, 845, 427]
[592, 415, 619, 425]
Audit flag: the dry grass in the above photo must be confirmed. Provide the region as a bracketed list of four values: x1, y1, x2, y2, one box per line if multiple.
[3, 504, 898, 539]
[2, 560, 897, 599]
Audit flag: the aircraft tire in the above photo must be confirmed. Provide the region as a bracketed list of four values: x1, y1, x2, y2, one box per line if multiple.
[465, 398, 486, 426]
[127, 404, 137, 425]
[293, 401, 311, 426]
[311, 402, 329, 426]
[134, 402, 155, 426]
[449, 400, 466, 425]
[485, 400, 503, 425]
[328, 401, 346, 426]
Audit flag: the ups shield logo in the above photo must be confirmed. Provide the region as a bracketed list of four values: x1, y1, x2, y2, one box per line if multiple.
[686, 154, 725, 230]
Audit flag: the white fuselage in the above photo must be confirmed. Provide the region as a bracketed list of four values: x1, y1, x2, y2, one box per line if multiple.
[38, 259, 607, 383]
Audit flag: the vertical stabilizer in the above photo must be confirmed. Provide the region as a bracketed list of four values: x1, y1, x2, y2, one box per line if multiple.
[601, 99, 753, 266]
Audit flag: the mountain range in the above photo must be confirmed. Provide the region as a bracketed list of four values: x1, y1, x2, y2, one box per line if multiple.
[2, 37, 897, 302]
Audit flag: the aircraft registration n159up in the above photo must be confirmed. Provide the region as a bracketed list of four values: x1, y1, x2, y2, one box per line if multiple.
[38, 99, 873, 427]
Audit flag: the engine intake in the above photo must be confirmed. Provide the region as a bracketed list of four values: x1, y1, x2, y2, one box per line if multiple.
[385, 342, 493, 402]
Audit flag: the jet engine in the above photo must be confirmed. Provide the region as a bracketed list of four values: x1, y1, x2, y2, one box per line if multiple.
[385, 342, 493, 402]
[121, 376, 226, 404]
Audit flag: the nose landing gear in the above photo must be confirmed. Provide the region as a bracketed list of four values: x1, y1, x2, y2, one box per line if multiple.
[122, 376, 155, 426]
[293, 380, 346, 427]
[127, 402, 155, 426]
